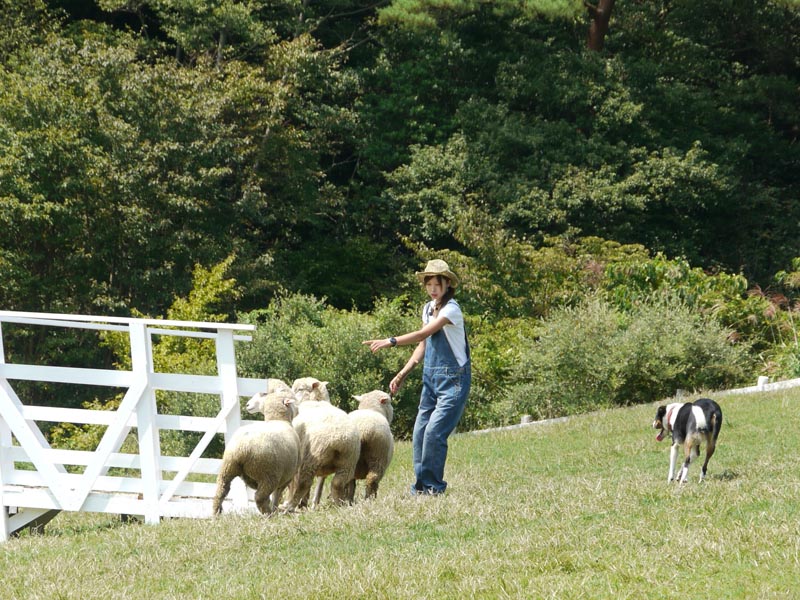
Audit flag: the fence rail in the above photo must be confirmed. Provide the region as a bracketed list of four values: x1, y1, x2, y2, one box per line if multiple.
[0, 310, 268, 542]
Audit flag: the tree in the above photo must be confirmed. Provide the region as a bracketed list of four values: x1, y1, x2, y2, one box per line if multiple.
[0, 0, 55, 65]
[586, 0, 614, 51]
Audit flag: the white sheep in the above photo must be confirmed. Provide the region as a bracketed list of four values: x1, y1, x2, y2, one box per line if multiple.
[212, 389, 300, 515]
[291, 376, 331, 403]
[283, 377, 360, 510]
[244, 378, 292, 414]
[290, 376, 332, 506]
[346, 390, 395, 502]
[264, 377, 328, 506]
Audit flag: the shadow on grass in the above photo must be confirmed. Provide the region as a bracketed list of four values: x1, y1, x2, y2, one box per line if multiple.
[710, 469, 739, 481]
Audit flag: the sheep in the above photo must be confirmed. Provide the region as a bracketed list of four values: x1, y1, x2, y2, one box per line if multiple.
[282, 377, 360, 510]
[291, 376, 331, 403]
[245, 377, 328, 507]
[345, 390, 395, 502]
[244, 378, 292, 414]
[290, 377, 333, 506]
[212, 389, 300, 516]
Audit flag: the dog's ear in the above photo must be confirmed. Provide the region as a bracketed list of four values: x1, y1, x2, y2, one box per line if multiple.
[655, 406, 666, 418]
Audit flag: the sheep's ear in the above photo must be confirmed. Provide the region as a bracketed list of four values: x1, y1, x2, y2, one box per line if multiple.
[380, 396, 389, 404]
[352, 394, 362, 401]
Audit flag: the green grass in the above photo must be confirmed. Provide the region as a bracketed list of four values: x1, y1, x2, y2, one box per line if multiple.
[3, 389, 800, 599]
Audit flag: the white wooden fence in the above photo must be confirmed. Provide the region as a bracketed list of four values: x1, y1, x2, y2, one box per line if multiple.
[0, 310, 269, 542]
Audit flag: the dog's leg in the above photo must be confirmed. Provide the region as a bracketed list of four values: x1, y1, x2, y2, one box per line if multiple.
[679, 441, 696, 483]
[700, 436, 717, 482]
[668, 443, 679, 482]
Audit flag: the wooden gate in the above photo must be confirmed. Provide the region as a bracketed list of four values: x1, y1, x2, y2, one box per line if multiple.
[0, 310, 268, 542]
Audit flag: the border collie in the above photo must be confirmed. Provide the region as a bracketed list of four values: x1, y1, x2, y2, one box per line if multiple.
[653, 397, 723, 483]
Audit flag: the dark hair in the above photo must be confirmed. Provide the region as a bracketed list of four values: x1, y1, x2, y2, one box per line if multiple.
[424, 275, 456, 314]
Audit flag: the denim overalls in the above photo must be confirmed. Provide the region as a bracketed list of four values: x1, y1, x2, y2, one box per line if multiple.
[411, 302, 471, 495]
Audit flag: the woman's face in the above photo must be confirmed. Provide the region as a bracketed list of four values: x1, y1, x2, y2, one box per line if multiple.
[425, 276, 448, 300]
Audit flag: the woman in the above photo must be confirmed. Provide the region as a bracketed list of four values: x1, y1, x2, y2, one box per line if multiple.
[363, 259, 471, 495]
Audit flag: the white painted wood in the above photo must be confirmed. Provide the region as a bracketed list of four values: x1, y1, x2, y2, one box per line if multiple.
[0, 504, 8, 541]
[4, 446, 223, 475]
[21, 405, 129, 426]
[0, 363, 134, 387]
[20, 404, 260, 432]
[67, 380, 149, 512]
[0, 310, 256, 332]
[5, 508, 57, 536]
[131, 321, 162, 525]
[157, 394, 240, 508]
[150, 372, 223, 394]
[0, 322, 11, 541]
[216, 329, 248, 509]
[0, 311, 267, 541]
[0, 380, 72, 503]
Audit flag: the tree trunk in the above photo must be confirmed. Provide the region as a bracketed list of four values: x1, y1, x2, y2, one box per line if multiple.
[586, 0, 615, 52]
[216, 29, 227, 68]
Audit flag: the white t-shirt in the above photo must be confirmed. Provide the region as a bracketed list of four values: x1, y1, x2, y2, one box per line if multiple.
[422, 299, 469, 367]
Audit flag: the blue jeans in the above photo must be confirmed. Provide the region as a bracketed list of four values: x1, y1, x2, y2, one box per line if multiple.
[411, 364, 471, 494]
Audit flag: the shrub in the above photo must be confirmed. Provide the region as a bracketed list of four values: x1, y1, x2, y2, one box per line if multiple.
[458, 314, 540, 431]
[506, 296, 754, 421]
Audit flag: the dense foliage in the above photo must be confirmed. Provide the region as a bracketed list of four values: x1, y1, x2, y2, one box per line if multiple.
[1, 0, 799, 438]
[507, 296, 754, 420]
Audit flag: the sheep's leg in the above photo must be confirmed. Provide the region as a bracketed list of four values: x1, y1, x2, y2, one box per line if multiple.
[364, 465, 385, 499]
[344, 479, 356, 503]
[330, 470, 355, 505]
[254, 482, 274, 515]
[271, 485, 289, 513]
[285, 469, 315, 511]
[311, 476, 326, 507]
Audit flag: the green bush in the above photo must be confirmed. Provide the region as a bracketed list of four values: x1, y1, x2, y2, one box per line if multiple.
[458, 314, 540, 431]
[506, 296, 754, 421]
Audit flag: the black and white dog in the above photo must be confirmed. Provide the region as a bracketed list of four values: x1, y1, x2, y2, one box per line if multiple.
[653, 397, 723, 483]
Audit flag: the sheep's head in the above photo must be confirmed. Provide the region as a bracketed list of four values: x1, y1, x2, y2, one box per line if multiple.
[245, 392, 268, 415]
[246, 379, 293, 415]
[353, 390, 393, 423]
[292, 377, 331, 404]
[248, 390, 297, 422]
[266, 378, 292, 394]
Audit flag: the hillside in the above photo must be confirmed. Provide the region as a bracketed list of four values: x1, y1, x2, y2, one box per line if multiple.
[2, 389, 799, 599]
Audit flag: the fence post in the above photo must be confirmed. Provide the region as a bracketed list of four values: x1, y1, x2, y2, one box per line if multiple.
[130, 321, 162, 525]
[216, 329, 247, 511]
[0, 321, 8, 542]
[0, 413, 9, 542]
[0, 504, 8, 542]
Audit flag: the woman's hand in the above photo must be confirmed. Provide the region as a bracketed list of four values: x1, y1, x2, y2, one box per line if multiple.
[390, 371, 407, 394]
[362, 338, 392, 353]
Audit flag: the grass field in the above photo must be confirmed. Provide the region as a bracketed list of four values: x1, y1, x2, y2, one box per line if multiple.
[2, 389, 799, 599]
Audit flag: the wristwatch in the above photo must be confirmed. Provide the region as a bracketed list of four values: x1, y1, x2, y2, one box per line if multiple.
[389, 337, 397, 347]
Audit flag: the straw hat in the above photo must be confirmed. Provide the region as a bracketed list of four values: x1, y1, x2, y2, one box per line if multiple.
[415, 259, 459, 287]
